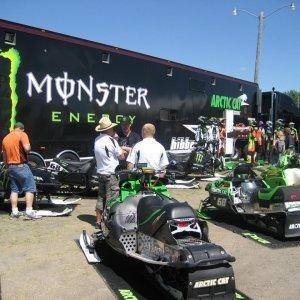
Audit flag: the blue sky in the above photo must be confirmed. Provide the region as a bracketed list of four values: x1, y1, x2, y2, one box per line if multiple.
[0, 0, 299, 91]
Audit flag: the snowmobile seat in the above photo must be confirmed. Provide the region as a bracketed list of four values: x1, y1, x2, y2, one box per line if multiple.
[55, 158, 95, 173]
[231, 178, 246, 187]
[233, 164, 256, 180]
[137, 195, 195, 236]
[168, 152, 191, 164]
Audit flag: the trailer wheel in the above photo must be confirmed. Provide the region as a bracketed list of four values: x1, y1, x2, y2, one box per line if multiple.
[57, 150, 80, 161]
[28, 152, 46, 167]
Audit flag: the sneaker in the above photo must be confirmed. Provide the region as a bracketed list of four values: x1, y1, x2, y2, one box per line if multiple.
[24, 210, 42, 220]
[10, 211, 23, 219]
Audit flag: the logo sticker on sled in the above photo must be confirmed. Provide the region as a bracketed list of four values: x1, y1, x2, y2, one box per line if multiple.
[170, 137, 195, 151]
[194, 276, 230, 288]
[289, 223, 300, 230]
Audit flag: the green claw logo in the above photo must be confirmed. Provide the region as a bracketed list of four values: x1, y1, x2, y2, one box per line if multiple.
[195, 153, 203, 163]
[0, 48, 21, 131]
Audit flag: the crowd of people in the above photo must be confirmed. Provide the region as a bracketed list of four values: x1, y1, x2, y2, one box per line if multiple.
[245, 119, 298, 164]
[2, 115, 298, 226]
[217, 118, 298, 164]
[2, 117, 169, 228]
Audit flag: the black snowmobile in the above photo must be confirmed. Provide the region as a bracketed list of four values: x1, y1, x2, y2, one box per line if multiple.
[47, 157, 97, 194]
[0, 162, 81, 214]
[80, 167, 235, 299]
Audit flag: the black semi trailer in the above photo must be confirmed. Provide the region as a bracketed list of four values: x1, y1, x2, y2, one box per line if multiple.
[262, 91, 300, 125]
[0, 19, 258, 160]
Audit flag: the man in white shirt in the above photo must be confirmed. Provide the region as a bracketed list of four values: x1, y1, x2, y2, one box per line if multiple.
[127, 123, 169, 175]
[94, 116, 125, 227]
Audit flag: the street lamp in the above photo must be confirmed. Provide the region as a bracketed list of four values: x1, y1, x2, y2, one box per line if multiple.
[232, 2, 295, 85]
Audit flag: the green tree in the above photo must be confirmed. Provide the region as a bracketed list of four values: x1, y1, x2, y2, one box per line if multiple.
[285, 90, 300, 107]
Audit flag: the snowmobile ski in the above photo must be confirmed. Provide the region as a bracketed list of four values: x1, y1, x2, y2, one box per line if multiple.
[174, 178, 196, 184]
[79, 230, 101, 263]
[35, 206, 73, 217]
[166, 182, 199, 189]
[50, 197, 82, 206]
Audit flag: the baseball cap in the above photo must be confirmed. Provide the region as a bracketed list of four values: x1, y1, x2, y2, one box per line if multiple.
[14, 122, 25, 129]
[120, 116, 131, 124]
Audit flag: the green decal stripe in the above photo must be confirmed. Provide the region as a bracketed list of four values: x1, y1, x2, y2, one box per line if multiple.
[235, 292, 245, 299]
[242, 232, 271, 244]
[118, 289, 138, 300]
[138, 209, 164, 226]
[196, 210, 212, 220]
[0, 48, 21, 131]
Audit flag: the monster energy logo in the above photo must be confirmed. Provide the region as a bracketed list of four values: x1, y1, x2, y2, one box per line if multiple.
[26, 71, 150, 108]
[195, 153, 203, 163]
[0, 48, 21, 131]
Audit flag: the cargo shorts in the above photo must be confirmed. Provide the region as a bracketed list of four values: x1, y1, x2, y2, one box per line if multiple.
[96, 174, 119, 211]
[8, 164, 36, 194]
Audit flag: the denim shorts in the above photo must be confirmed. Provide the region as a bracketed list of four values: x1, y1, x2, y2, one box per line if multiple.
[8, 164, 37, 193]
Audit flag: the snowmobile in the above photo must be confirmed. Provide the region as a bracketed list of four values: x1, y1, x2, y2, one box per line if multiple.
[167, 116, 222, 179]
[261, 151, 300, 196]
[0, 163, 81, 216]
[201, 162, 300, 238]
[47, 157, 97, 194]
[80, 167, 235, 299]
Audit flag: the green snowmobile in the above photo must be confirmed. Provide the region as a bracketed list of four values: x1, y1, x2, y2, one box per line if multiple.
[200, 161, 300, 238]
[80, 167, 236, 299]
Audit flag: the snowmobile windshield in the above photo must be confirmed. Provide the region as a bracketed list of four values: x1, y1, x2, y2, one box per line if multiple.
[240, 181, 257, 198]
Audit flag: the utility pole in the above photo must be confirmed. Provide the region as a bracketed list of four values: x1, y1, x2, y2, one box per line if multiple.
[254, 12, 264, 84]
[233, 2, 295, 85]
[232, 3, 295, 116]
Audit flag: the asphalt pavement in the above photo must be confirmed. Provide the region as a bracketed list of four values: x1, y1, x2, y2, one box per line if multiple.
[0, 184, 299, 299]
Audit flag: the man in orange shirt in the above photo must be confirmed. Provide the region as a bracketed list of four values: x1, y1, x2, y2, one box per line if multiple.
[2, 122, 41, 219]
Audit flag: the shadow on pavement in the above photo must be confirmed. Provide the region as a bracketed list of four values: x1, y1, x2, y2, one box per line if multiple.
[94, 241, 169, 300]
[200, 209, 300, 249]
[77, 214, 96, 226]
